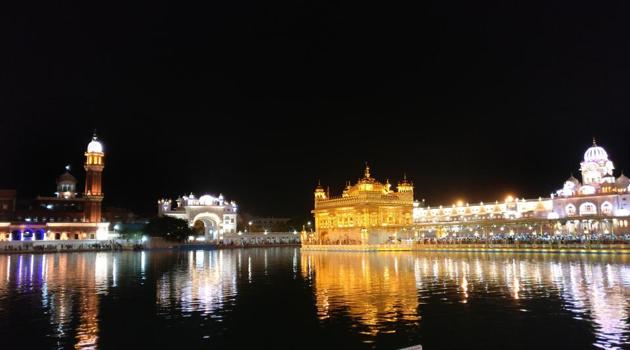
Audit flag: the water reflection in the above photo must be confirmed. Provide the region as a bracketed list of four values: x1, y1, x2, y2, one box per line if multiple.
[302, 253, 420, 337]
[0, 253, 118, 349]
[0, 250, 628, 349]
[156, 250, 238, 316]
[302, 252, 630, 348]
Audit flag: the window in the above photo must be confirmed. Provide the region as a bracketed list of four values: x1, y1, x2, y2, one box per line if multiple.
[579, 202, 597, 215]
[601, 202, 613, 215]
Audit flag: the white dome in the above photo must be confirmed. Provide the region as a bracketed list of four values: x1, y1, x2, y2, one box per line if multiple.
[199, 195, 215, 205]
[584, 145, 607, 162]
[87, 137, 103, 153]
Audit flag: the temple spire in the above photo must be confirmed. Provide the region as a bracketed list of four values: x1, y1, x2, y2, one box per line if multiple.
[592, 137, 597, 146]
[364, 162, 371, 178]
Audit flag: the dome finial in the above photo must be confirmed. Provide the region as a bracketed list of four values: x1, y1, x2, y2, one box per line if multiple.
[364, 161, 370, 178]
[86, 131, 104, 153]
[592, 137, 597, 146]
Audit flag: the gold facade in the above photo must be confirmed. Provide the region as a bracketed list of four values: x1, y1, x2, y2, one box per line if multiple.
[310, 165, 414, 244]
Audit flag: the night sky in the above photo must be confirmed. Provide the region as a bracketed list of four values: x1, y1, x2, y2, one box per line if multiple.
[2, 1, 630, 219]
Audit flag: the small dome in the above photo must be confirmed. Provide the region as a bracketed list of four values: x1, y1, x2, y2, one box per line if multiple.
[87, 135, 103, 153]
[566, 174, 580, 185]
[57, 171, 77, 184]
[199, 195, 215, 205]
[584, 140, 608, 162]
[616, 173, 630, 187]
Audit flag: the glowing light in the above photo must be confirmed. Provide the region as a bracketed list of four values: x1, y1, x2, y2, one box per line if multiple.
[87, 137, 103, 153]
[584, 144, 608, 162]
[96, 224, 109, 240]
[198, 195, 215, 205]
[141, 235, 148, 243]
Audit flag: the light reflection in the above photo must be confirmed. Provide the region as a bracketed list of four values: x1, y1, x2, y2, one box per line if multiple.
[302, 252, 630, 347]
[0, 253, 119, 349]
[301, 252, 420, 336]
[156, 250, 238, 316]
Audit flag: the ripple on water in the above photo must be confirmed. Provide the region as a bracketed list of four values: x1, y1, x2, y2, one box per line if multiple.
[0, 250, 628, 349]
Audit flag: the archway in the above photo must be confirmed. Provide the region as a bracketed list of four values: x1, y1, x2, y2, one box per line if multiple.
[192, 212, 222, 241]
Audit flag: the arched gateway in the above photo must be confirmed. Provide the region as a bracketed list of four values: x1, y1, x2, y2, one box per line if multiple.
[157, 193, 238, 241]
[192, 212, 222, 240]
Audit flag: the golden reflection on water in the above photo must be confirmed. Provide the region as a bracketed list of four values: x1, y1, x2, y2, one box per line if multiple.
[302, 252, 630, 347]
[302, 252, 420, 336]
[0, 250, 628, 349]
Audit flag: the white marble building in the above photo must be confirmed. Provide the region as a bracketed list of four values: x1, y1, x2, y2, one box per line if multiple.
[158, 193, 238, 241]
[413, 140, 630, 236]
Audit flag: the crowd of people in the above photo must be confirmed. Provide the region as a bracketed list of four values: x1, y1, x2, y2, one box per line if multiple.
[415, 232, 630, 245]
[0, 240, 125, 253]
[217, 237, 301, 247]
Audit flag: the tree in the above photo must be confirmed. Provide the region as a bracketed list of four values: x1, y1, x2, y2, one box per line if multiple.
[143, 216, 193, 242]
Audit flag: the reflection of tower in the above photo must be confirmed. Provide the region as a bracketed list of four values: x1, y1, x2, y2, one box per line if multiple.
[84, 133, 105, 223]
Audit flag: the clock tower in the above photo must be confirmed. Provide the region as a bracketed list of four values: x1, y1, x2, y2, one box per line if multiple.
[84, 133, 105, 223]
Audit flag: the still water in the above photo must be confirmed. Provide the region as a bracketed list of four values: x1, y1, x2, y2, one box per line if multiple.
[0, 248, 629, 349]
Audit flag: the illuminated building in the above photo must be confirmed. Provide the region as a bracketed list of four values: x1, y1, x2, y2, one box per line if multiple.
[310, 164, 414, 245]
[0, 133, 109, 241]
[414, 140, 630, 237]
[158, 193, 238, 240]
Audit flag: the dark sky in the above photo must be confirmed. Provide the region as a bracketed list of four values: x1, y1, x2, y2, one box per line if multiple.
[1, 0, 630, 219]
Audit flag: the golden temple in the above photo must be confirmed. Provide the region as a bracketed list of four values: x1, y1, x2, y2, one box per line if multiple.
[309, 164, 414, 245]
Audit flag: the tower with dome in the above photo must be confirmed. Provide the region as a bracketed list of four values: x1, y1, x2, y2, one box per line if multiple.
[0, 133, 109, 242]
[84, 133, 105, 223]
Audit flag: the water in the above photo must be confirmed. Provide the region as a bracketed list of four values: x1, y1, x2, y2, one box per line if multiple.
[0, 249, 629, 349]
